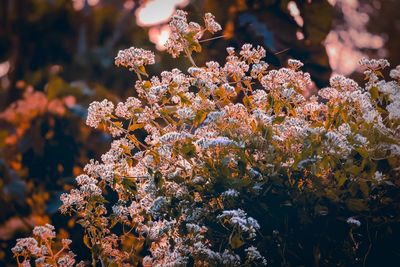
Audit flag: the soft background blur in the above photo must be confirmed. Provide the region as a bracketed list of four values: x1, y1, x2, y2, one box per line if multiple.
[0, 0, 399, 265]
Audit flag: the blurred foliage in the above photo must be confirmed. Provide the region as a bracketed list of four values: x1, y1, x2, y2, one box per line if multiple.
[0, 0, 145, 264]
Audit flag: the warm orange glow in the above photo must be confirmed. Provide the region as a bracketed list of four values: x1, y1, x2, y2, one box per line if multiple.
[325, 0, 385, 75]
[325, 32, 363, 75]
[287, 1, 304, 27]
[327, 0, 337, 6]
[136, 0, 189, 27]
[123, 0, 135, 10]
[296, 30, 304, 40]
[88, 0, 99, 6]
[72, 0, 99, 10]
[0, 61, 10, 77]
[72, 0, 84, 10]
[149, 25, 171, 51]
[136, 0, 189, 50]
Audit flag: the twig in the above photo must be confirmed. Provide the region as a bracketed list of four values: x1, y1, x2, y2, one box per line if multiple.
[363, 220, 372, 267]
[274, 48, 290, 55]
[184, 48, 197, 67]
[199, 35, 226, 43]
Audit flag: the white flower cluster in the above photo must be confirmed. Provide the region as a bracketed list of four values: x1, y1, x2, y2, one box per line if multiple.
[86, 99, 114, 128]
[346, 217, 361, 227]
[217, 209, 260, 239]
[245, 246, 268, 265]
[359, 57, 390, 70]
[32, 224, 56, 240]
[17, 10, 399, 267]
[12, 225, 82, 267]
[204, 13, 222, 33]
[165, 10, 221, 58]
[115, 47, 155, 71]
[60, 173, 102, 213]
[115, 96, 142, 119]
[390, 65, 400, 80]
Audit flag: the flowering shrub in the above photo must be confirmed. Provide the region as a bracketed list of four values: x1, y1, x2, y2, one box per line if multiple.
[13, 10, 400, 266]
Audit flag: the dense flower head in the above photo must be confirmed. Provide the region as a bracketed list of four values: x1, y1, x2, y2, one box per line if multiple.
[329, 74, 360, 92]
[217, 209, 260, 238]
[12, 225, 80, 266]
[390, 65, 400, 81]
[115, 96, 142, 119]
[115, 47, 155, 70]
[12, 238, 39, 256]
[288, 59, 304, 69]
[86, 99, 114, 128]
[240, 43, 266, 64]
[204, 13, 221, 33]
[359, 57, 390, 70]
[165, 10, 221, 58]
[346, 217, 361, 227]
[32, 224, 56, 240]
[245, 246, 268, 265]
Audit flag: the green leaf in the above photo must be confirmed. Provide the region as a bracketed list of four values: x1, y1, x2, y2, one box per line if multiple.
[369, 86, 379, 100]
[359, 180, 370, 197]
[355, 147, 369, 158]
[46, 76, 83, 100]
[346, 198, 368, 212]
[154, 171, 164, 188]
[160, 105, 177, 115]
[128, 123, 145, 132]
[121, 178, 137, 195]
[190, 42, 202, 53]
[325, 189, 339, 203]
[138, 65, 148, 77]
[229, 231, 244, 249]
[346, 165, 362, 175]
[338, 175, 346, 187]
[194, 110, 208, 128]
[273, 116, 285, 124]
[83, 234, 92, 249]
[180, 142, 196, 158]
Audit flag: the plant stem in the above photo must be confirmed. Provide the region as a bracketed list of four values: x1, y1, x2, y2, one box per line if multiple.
[199, 35, 226, 43]
[184, 48, 197, 67]
[363, 220, 372, 267]
[44, 239, 58, 267]
[92, 252, 97, 267]
[134, 70, 143, 82]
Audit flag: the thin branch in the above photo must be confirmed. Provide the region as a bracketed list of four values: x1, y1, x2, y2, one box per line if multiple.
[199, 35, 226, 43]
[274, 48, 290, 55]
[363, 220, 372, 267]
[184, 48, 197, 67]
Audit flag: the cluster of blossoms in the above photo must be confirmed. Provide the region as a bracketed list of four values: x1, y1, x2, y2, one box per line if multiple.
[115, 47, 155, 79]
[12, 224, 83, 267]
[14, 10, 400, 266]
[165, 10, 221, 60]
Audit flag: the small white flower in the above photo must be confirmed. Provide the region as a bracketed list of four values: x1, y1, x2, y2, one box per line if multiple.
[86, 99, 114, 128]
[346, 217, 361, 227]
[115, 47, 155, 70]
[204, 13, 221, 33]
[374, 171, 384, 182]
